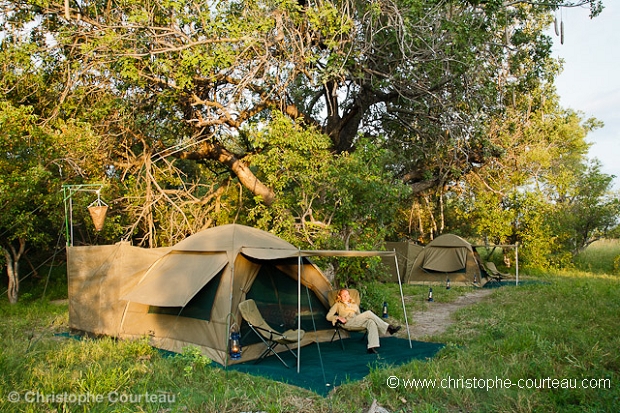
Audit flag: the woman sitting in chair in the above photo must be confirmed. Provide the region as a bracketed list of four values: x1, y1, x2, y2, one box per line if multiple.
[326, 288, 401, 354]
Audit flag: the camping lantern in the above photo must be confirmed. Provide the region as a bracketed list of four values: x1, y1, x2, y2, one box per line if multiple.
[446, 278, 451, 290]
[229, 324, 242, 360]
[382, 301, 388, 318]
[427, 287, 434, 302]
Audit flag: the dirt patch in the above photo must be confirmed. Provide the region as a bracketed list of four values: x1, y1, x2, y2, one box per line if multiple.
[406, 289, 494, 340]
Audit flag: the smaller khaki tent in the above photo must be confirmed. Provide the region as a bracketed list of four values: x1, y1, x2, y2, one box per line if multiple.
[68, 224, 336, 366]
[381, 241, 424, 283]
[407, 234, 485, 286]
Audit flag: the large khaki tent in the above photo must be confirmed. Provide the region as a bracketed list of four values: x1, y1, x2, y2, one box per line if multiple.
[68, 224, 336, 366]
[408, 234, 485, 286]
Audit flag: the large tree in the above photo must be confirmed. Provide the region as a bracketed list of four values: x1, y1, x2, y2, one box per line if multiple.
[0, 0, 607, 252]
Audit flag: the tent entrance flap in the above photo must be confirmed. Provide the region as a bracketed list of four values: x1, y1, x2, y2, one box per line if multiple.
[422, 247, 467, 272]
[122, 252, 228, 307]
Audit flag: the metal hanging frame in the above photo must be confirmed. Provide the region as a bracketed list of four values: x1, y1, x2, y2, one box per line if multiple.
[62, 184, 106, 246]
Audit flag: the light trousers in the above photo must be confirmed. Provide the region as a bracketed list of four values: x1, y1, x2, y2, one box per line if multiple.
[343, 310, 389, 349]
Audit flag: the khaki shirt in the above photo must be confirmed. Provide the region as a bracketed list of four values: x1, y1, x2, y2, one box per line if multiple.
[326, 301, 360, 325]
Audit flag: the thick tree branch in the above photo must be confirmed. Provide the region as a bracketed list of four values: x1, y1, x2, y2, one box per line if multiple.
[177, 141, 275, 205]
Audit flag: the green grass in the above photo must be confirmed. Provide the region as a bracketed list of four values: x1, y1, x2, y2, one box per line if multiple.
[573, 239, 620, 275]
[1, 247, 619, 412]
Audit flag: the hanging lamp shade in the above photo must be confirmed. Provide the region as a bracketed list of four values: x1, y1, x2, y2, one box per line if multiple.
[88, 205, 108, 231]
[87, 192, 108, 232]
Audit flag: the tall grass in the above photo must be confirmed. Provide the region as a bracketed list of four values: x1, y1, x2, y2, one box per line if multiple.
[573, 239, 620, 275]
[1, 247, 619, 412]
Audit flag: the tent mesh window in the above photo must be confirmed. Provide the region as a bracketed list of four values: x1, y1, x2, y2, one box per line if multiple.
[147, 272, 223, 321]
[242, 262, 331, 345]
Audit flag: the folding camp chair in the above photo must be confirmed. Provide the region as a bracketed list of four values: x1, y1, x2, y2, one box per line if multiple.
[484, 262, 510, 281]
[327, 289, 368, 350]
[238, 299, 305, 368]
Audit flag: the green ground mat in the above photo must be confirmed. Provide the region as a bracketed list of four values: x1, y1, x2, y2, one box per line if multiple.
[225, 335, 444, 396]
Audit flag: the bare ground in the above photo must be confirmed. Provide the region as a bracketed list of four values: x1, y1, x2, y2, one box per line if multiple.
[406, 288, 494, 340]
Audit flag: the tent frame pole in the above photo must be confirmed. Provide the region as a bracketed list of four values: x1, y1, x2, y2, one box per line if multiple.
[394, 250, 412, 348]
[515, 243, 519, 286]
[297, 252, 302, 373]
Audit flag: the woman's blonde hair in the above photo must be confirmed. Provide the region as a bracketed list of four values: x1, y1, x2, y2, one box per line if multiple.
[336, 288, 349, 303]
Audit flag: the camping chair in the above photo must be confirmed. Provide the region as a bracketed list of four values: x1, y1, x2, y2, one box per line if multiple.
[484, 262, 510, 281]
[238, 299, 305, 368]
[327, 289, 368, 350]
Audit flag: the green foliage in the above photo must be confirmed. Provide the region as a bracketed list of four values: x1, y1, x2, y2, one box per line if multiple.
[614, 255, 620, 275]
[172, 346, 212, 378]
[0, 101, 55, 244]
[245, 116, 408, 284]
[442, 85, 618, 270]
[547, 161, 620, 255]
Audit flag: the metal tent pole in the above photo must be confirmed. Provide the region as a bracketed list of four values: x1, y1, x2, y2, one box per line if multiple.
[394, 250, 412, 348]
[297, 251, 302, 373]
[515, 243, 519, 286]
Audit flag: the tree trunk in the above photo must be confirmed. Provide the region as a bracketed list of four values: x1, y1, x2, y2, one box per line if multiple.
[3, 238, 26, 304]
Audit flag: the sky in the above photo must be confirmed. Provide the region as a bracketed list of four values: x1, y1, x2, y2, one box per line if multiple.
[547, 2, 620, 190]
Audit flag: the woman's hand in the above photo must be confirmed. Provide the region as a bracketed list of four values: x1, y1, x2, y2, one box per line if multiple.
[337, 316, 347, 324]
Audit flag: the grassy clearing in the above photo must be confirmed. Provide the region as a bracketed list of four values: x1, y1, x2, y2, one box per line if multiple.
[376, 276, 620, 412]
[1, 258, 619, 411]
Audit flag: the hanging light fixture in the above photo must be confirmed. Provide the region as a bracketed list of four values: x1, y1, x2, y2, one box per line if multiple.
[87, 190, 108, 232]
[229, 324, 242, 360]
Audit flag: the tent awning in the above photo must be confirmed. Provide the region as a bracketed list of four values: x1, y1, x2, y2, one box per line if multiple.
[122, 252, 228, 307]
[240, 247, 300, 260]
[241, 247, 396, 259]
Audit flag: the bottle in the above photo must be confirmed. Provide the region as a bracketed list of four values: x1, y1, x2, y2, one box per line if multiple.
[428, 287, 434, 302]
[382, 301, 388, 318]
